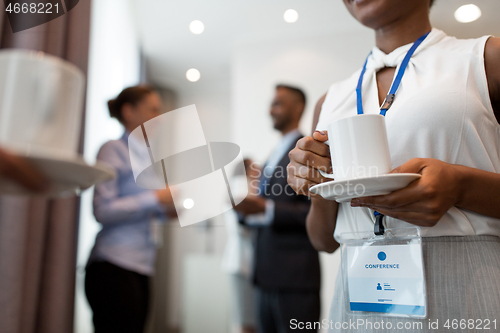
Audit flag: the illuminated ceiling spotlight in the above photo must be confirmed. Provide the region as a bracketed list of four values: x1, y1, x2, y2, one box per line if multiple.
[189, 20, 205, 34]
[284, 9, 298, 23]
[186, 68, 201, 82]
[454, 4, 481, 23]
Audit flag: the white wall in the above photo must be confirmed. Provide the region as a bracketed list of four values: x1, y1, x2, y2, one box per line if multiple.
[175, 79, 232, 143]
[75, 0, 141, 332]
[231, 30, 374, 163]
[231, 29, 374, 330]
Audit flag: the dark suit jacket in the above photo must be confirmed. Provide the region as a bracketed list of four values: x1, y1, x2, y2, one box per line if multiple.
[248, 136, 320, 291]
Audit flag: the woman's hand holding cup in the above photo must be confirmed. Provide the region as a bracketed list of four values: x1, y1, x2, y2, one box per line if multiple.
[287, 130, 333, 197]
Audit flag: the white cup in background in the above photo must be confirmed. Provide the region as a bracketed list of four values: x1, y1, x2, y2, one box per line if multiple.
[320, 114, 392, 181]
[0, 50, 85, 160]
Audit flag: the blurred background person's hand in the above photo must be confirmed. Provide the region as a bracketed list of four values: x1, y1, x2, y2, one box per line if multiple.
[234, 194, 267, 216]
[156, 187, 177, 217]
[0, 147, 49, 192]
[245, 159, 261, 196]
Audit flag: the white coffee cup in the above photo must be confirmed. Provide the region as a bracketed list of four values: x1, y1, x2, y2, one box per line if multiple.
[0, 50, 85, 160]
[319, 114, 392, 181]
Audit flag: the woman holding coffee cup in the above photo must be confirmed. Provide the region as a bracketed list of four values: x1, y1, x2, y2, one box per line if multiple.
[287, 0, 500, 331]
[85, 86, 176, 333]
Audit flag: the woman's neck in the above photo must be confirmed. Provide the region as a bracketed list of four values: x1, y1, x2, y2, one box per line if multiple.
[374, 9, 432, 54]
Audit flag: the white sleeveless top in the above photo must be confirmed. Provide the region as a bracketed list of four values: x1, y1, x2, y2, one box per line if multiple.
[316, 28, 500, 239]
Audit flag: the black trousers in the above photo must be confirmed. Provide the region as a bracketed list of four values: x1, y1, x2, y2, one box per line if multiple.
[85, 261, 150, 333]
[256, 288, 321, 333]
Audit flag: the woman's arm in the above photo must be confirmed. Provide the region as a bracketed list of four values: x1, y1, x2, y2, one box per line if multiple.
[287, 94, 339, 252]
[94, 179, 164, 224]
[93, 142, 165, 224]
[306, 195, 339, 253]
[485, 37, 500, 121]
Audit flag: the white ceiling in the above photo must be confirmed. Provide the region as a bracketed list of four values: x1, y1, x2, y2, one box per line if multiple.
[133, 0, 500, 91]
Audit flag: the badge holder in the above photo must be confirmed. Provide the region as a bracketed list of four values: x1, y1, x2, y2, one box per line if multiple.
[338, 213, 427, 318]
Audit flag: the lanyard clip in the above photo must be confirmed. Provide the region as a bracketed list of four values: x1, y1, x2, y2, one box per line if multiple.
[380, 93, 395, 111]
[374, 212, 385, 236]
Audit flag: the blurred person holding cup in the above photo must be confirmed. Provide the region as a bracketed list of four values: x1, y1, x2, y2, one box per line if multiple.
[235, 85, 320, 333]
[287, 0, 500, 331]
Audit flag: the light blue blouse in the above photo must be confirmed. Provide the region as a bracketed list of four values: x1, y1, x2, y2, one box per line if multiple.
[87, 132, 166, 276]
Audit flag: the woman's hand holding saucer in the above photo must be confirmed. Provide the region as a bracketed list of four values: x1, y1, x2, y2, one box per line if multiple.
[351, 158, 461, 227]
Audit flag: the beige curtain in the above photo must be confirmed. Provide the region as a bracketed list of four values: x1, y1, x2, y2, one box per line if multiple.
[0, 1, 91, 333]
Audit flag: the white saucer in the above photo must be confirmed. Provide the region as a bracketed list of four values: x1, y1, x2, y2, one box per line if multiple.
[0, 154, 116, 197]
[309, 173, 421, 203]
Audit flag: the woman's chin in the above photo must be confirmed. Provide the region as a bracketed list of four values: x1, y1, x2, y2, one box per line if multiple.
[346, 0, 397, 29]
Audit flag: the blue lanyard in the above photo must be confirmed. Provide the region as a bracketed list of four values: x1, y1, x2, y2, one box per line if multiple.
[357, 32, 431, 234]
[356, 31, 430, 116]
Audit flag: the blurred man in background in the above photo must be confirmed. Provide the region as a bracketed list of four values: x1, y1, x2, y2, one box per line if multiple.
[235, 85, 320, 333]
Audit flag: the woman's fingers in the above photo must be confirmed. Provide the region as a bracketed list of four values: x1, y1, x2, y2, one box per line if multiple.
[390, 158, 426, 174]
[286, 173, 319, 197]
[287, 160, 330, 184]
[289, 137, 332, 171]
[312, 130, 329, 143]
[351, 158, 460, 227]
[287, 135, 333, 196]
[289, 148, 332, 172]
[352, 179, 423, 209]
[296, 135, 330, 157]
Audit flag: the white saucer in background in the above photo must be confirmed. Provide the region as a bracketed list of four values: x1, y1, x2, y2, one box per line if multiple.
[309, 173, 421, 203]
[0, 154, 116, 197]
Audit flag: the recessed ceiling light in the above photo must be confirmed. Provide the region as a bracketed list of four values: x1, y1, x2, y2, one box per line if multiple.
[454, 4, 481, 23]
[186, 68, 200, 82]
[284, 9, 298, 23]
[189, 20, 204, 34]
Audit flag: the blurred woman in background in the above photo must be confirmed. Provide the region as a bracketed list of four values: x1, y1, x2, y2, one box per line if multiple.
[85, 86, 175, 333]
